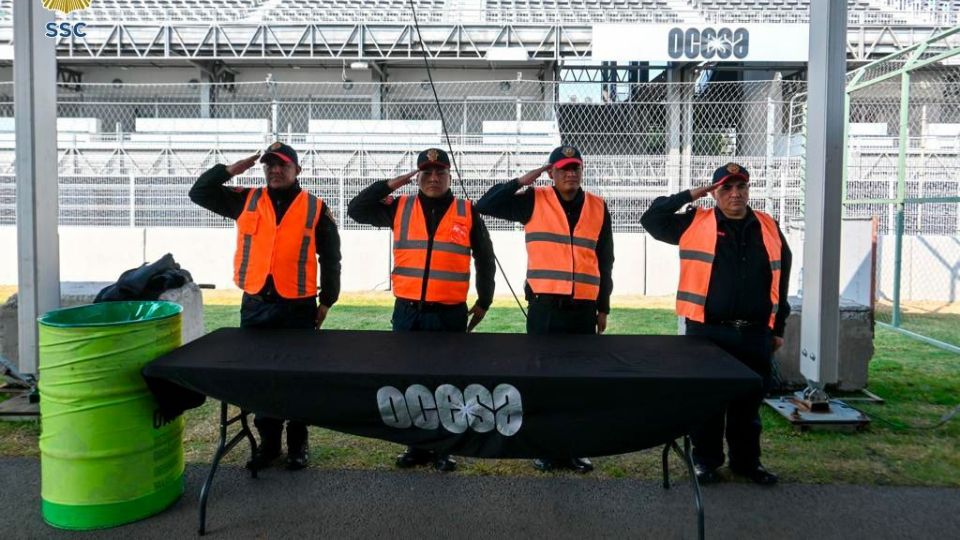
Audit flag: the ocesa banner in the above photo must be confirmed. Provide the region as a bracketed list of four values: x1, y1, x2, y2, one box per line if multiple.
[592, 23, 809, 63]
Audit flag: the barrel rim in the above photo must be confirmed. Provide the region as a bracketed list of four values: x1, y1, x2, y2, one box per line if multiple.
[38, 301, 183, 329]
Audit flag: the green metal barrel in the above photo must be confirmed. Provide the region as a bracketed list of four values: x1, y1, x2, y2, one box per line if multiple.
[38, 301, 185, 530]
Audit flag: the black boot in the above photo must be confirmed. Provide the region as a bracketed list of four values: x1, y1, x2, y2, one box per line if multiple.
[286, 440, 309, 470]
[433, 455, 457, 472]
[533, 458, 557, 472]
[246, 443, 282, 471]
[567, 457, 594, 474]
[247, 416, 283, 471]
[396, 447, 434, 468]
[285, 421, 309, 471]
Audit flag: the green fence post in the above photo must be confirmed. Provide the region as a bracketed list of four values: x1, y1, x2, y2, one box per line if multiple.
[891, 71, 912, 328]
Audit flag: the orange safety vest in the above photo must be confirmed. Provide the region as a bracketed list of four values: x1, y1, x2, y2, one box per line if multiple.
[524, 187, 605, 300]
[392, 195, 473, 304]
[233, 188, 322, 299]
[676, 208, 783, 328]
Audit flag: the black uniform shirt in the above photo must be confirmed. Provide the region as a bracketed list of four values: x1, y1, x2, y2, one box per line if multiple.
[475, 179, 615, 314]
[189, 164, 342, 307]
[639, 189, 792, 337]
[346, 180, 496, 310]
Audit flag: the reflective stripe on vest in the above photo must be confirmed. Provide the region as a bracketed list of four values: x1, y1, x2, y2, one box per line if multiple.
[524, 187, 605, 300]
[392, 195, 473, 304]
[233, 188, 322, 299]
[676, 208, 783, 328]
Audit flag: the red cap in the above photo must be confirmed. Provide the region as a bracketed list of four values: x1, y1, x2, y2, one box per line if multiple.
[552, 157, 583, 169]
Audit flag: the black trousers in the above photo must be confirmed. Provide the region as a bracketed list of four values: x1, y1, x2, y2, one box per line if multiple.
[240, 293, 317, 450]
[391, 299, 468, 332]
[525, 297, 598, 335]
[685, 320, 772, 471]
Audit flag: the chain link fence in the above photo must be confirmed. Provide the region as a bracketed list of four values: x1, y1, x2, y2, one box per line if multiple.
[0, 78, 809, 231]
[844, 27, 960, 352]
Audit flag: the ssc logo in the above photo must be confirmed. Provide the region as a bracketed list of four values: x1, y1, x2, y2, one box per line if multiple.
[667, 27, 749, 60]
[42, 0, 92, 14]
[377, 383, 523, 436]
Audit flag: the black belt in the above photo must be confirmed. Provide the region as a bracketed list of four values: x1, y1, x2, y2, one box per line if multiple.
[530, 295, 597, 309]
[244, 292, 314, 305]
[395, 299, 464, 312]
[705, 319, 767, 329]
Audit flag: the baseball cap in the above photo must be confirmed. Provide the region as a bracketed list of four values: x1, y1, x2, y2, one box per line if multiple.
[548, 145, 583, 169]
[712, 162, 749, 185]
[260, 142, 299, 167]
[417, 148, 451, 170]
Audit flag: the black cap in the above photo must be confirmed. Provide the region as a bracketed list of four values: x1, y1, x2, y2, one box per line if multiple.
[712, 162, 749, 185]
[260, 141, 299, 167]
[417, 148, 451, 170]
[548, 145, 583, 169]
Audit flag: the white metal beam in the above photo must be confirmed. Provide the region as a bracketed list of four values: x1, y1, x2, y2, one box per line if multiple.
[800, 0, 847, 385]
[14, 1, 60, 375]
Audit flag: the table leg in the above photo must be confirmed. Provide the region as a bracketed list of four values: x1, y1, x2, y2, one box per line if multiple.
[669, 436, 704, 540]
[661, 443, 671, 489]
[198, 401, 257, 536]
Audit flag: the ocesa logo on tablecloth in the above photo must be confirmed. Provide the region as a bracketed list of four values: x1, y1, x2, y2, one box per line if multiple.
[377, 384, 523, 436]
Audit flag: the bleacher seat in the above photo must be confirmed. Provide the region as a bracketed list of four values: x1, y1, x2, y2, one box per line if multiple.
[307, 119, 443, 146]
[481, 121, 561, 150]
[129, 118, 269, 144]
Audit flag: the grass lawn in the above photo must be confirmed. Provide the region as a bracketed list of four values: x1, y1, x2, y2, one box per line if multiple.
[2, 292, 958, 486]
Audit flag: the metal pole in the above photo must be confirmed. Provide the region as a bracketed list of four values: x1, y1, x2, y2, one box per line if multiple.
[891, 70, 911, 327]
[14, 1, 61, 376]
[799, 0, 847, 386]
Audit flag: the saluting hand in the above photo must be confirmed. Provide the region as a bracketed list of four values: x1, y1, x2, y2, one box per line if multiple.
[315, 304, 330, 329]
[226, 151, 262, 177]
[689, 183, 721, 201]
[387, 170, 419, 191]
[517, 164, 551, 187]
[467, 304, 487, 332]
[597, 312, 608, 334]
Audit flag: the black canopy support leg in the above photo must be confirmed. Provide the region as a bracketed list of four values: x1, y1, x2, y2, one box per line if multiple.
[198, 401, 258, 536]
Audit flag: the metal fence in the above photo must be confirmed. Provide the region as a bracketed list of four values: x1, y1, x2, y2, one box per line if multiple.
[0, 73, 955, 235]
[845, 26, 960, 353]
[0, 78, 810, 231]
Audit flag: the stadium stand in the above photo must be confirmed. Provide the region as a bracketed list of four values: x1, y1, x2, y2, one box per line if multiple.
[5, 0, 954, 23]
[484, 0, 684, 23]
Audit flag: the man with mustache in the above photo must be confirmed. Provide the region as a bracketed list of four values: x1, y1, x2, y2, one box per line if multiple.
[640, 162, 792, 486]
[189, 142, 342, 472]
[348, 147, 496, 472]
[476, 145, 614, 474]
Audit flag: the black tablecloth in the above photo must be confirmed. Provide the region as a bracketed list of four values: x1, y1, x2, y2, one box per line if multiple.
[143, 328, 761, 459]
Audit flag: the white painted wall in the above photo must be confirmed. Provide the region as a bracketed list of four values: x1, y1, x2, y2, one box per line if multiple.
[0, 226, 955, 303]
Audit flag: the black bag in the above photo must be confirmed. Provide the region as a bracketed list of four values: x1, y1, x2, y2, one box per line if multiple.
[94, 253, 194, 303]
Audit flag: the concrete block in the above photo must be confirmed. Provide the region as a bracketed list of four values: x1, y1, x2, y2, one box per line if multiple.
[775, 296, 874, 391]
[159, 282, 204, 344]
[0, 282, 204, 364]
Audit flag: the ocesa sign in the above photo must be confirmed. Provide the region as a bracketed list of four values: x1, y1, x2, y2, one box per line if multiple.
[377, 383, 523, 436]
[667, 27, 749, 60]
